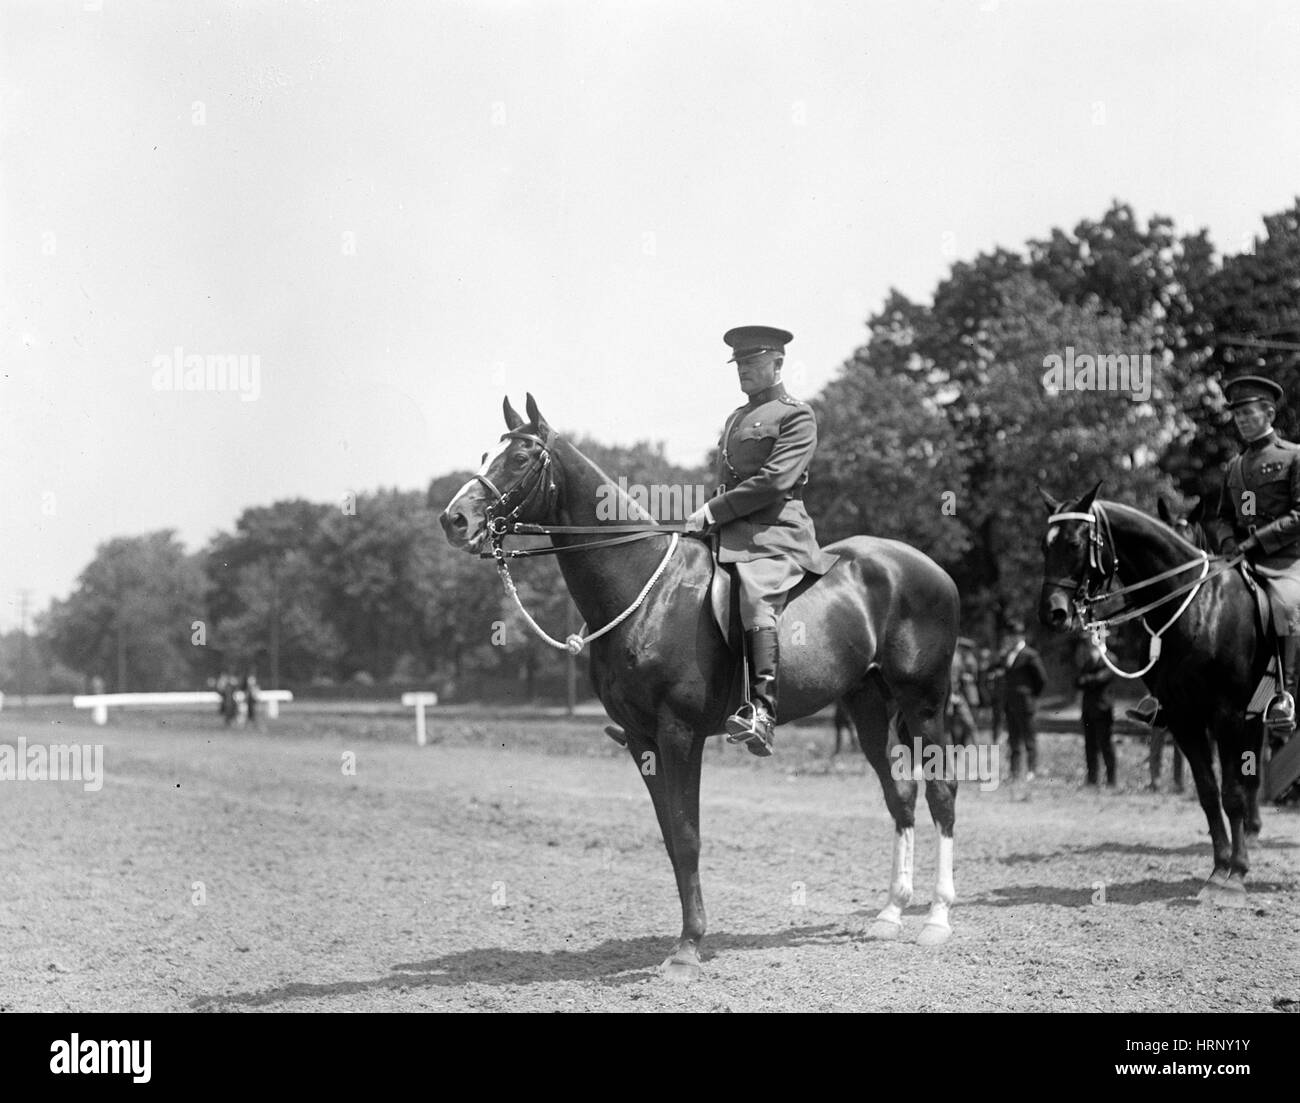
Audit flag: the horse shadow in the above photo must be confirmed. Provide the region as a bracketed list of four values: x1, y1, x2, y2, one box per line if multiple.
[969, 874, 1295, 909]
[189, 923, 850, 1011]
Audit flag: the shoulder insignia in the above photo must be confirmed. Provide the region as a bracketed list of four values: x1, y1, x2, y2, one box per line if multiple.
[778, 394, 804, 406]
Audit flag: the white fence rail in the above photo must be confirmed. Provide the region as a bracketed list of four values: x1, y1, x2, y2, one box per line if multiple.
[71, 690, 293, 725]
[401, 692, 438, 745]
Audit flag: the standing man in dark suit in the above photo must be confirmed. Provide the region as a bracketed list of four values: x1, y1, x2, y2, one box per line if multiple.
[1076, 639, 1116, 787]
[684, 325, 838, 756]
[999, 618, 1048, 781]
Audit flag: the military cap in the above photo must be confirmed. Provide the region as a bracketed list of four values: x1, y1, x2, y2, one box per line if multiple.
[1223, 374, 1284, 409]
[724, 325, 793, 363]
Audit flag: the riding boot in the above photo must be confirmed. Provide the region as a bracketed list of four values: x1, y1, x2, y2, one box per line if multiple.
[726, 627, 779, 757]
[1264, 635, 1299, 735]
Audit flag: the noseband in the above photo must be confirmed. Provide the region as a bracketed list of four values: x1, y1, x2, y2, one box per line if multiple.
[476, 428, 559, 536]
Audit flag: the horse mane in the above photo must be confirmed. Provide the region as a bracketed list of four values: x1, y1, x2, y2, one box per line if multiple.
[1096, 498, 1203, 557]
[555, 433, 659, 524]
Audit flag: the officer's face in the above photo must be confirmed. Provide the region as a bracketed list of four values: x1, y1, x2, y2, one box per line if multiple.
[736, 350, 780, 395]
[1232, 399, 1274, 441]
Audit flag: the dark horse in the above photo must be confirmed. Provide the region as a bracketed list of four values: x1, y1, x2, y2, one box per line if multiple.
[1039, 484, 1263, 905]
[441, 395, 962, 979]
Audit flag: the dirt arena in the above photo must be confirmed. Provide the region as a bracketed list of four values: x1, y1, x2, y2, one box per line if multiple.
[0, 707, 1296, 1013]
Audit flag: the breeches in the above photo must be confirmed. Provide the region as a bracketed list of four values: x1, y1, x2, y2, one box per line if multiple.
[734, 556, 806, 629]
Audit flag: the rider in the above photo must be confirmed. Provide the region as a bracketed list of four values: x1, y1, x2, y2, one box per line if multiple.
[1205, 373, 1300, 733]
[685, 325, 837, 756]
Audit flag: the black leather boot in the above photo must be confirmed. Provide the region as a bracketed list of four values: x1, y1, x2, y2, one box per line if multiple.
[726, 627, 779, 756]
[1264, 636, 1299, 734]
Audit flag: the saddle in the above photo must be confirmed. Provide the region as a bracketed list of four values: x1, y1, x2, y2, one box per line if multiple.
[1237, 562, 1300, 715]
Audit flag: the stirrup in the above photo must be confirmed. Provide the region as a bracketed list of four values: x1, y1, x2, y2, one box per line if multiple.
[1264, 691, 1296, 734]
[725, 703, 774, 756]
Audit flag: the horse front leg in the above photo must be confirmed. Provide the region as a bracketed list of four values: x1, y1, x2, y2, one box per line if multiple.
[639, 713, 707, 982]
[1172, 717, 1235, 904]
[1215, 716, 1261, 907]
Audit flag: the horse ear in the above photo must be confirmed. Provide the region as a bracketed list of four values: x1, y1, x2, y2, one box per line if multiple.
[1077, 480, 1104, 512]
[524, 393, 549, 431]
[503, 396, 525, 431]
[1038, 486, 1063, 514]
[1157, 496, 1173, 524]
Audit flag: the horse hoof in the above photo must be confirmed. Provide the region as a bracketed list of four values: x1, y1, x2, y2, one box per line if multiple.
[661, 956, 702, 983]
[1197, 878, 1247, 908]
[917, 922, 952, 947]
[866, 918, 902, 941]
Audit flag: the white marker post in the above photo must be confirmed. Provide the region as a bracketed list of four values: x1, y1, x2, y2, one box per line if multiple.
[401, 692, 438, 746]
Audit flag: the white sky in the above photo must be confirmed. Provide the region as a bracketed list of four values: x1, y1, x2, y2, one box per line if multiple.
[3, 0, 1300, 627]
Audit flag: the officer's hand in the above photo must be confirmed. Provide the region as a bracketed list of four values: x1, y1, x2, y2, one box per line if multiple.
[1220, 539, 1240, 558]
[684, 507, 712, 534]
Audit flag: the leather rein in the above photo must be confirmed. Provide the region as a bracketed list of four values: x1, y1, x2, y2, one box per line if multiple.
[475, 429, 695, 560]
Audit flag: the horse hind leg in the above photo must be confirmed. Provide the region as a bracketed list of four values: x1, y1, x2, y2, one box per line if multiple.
[843, 680, 917, 941]
[901, 687, 957, 947]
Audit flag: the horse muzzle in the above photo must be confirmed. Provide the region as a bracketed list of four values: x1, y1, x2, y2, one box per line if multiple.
[1038, 583, 1075, 630]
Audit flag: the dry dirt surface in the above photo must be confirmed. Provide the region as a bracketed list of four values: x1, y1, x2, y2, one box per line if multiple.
[0, 707, 1297, 1014]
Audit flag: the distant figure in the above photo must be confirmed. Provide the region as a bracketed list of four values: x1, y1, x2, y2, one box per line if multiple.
[1076, 640, 1117, 787]
[242, 671, 260, 729]
[999, 619, 1048, 781]
[984, 647, 1006, 745]
[1148, 724, 1185, 792]
[217, 671, 238, 726]
[91, 675, 105, 696]
[947, 648, 978, 747]
[832, 700, 853, 754]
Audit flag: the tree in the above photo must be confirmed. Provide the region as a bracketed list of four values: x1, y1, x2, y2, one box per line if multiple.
[45, 532, 206, 691]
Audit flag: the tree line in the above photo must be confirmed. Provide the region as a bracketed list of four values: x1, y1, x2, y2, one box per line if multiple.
[9, 198, 1298, 698]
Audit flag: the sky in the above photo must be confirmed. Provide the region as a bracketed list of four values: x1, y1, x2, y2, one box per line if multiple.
[3, 0, 1300, 628]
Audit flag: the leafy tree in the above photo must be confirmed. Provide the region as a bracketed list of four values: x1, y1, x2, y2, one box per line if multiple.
[44, 531, 206, 691]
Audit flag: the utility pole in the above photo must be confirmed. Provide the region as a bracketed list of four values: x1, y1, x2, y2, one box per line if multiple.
[17, 589, 30, 705]
[269, 561, 281, 691]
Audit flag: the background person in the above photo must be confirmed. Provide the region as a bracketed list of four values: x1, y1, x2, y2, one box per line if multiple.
[1076, 639, 1117, 787]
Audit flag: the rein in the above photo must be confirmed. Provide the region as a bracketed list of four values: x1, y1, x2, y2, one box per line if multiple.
[474, 428, 690, 654]
[1047, 505, 1244, 679]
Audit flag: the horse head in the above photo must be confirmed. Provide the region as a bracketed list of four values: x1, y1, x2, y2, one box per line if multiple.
[1037, 481, 1109, 630]
[439, 394, 560, 552]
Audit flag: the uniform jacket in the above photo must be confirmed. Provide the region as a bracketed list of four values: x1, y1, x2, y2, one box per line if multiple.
[1075, 654, 1114, 715]
[1207, 431, 1300, 570]
[1001, 641, 1047, 713]
[708, 382, 838, 573]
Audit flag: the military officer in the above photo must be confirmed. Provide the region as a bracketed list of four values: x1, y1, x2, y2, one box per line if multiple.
[685, 325, 837, 756]
[1206, 373, 1300, 732]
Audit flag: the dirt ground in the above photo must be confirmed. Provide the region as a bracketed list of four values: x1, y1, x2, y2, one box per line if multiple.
[0, 707, 1296, 1013]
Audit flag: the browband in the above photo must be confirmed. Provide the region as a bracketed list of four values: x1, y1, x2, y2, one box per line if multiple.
[1047, 512, 1097, 524]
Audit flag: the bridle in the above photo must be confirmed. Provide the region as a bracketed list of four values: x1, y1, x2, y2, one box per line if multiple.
[1044, 502, 1235, 678]
[476, 428, 559, 541]
[469, 425, 684, 655]
[1043, 508, 1118, 603]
